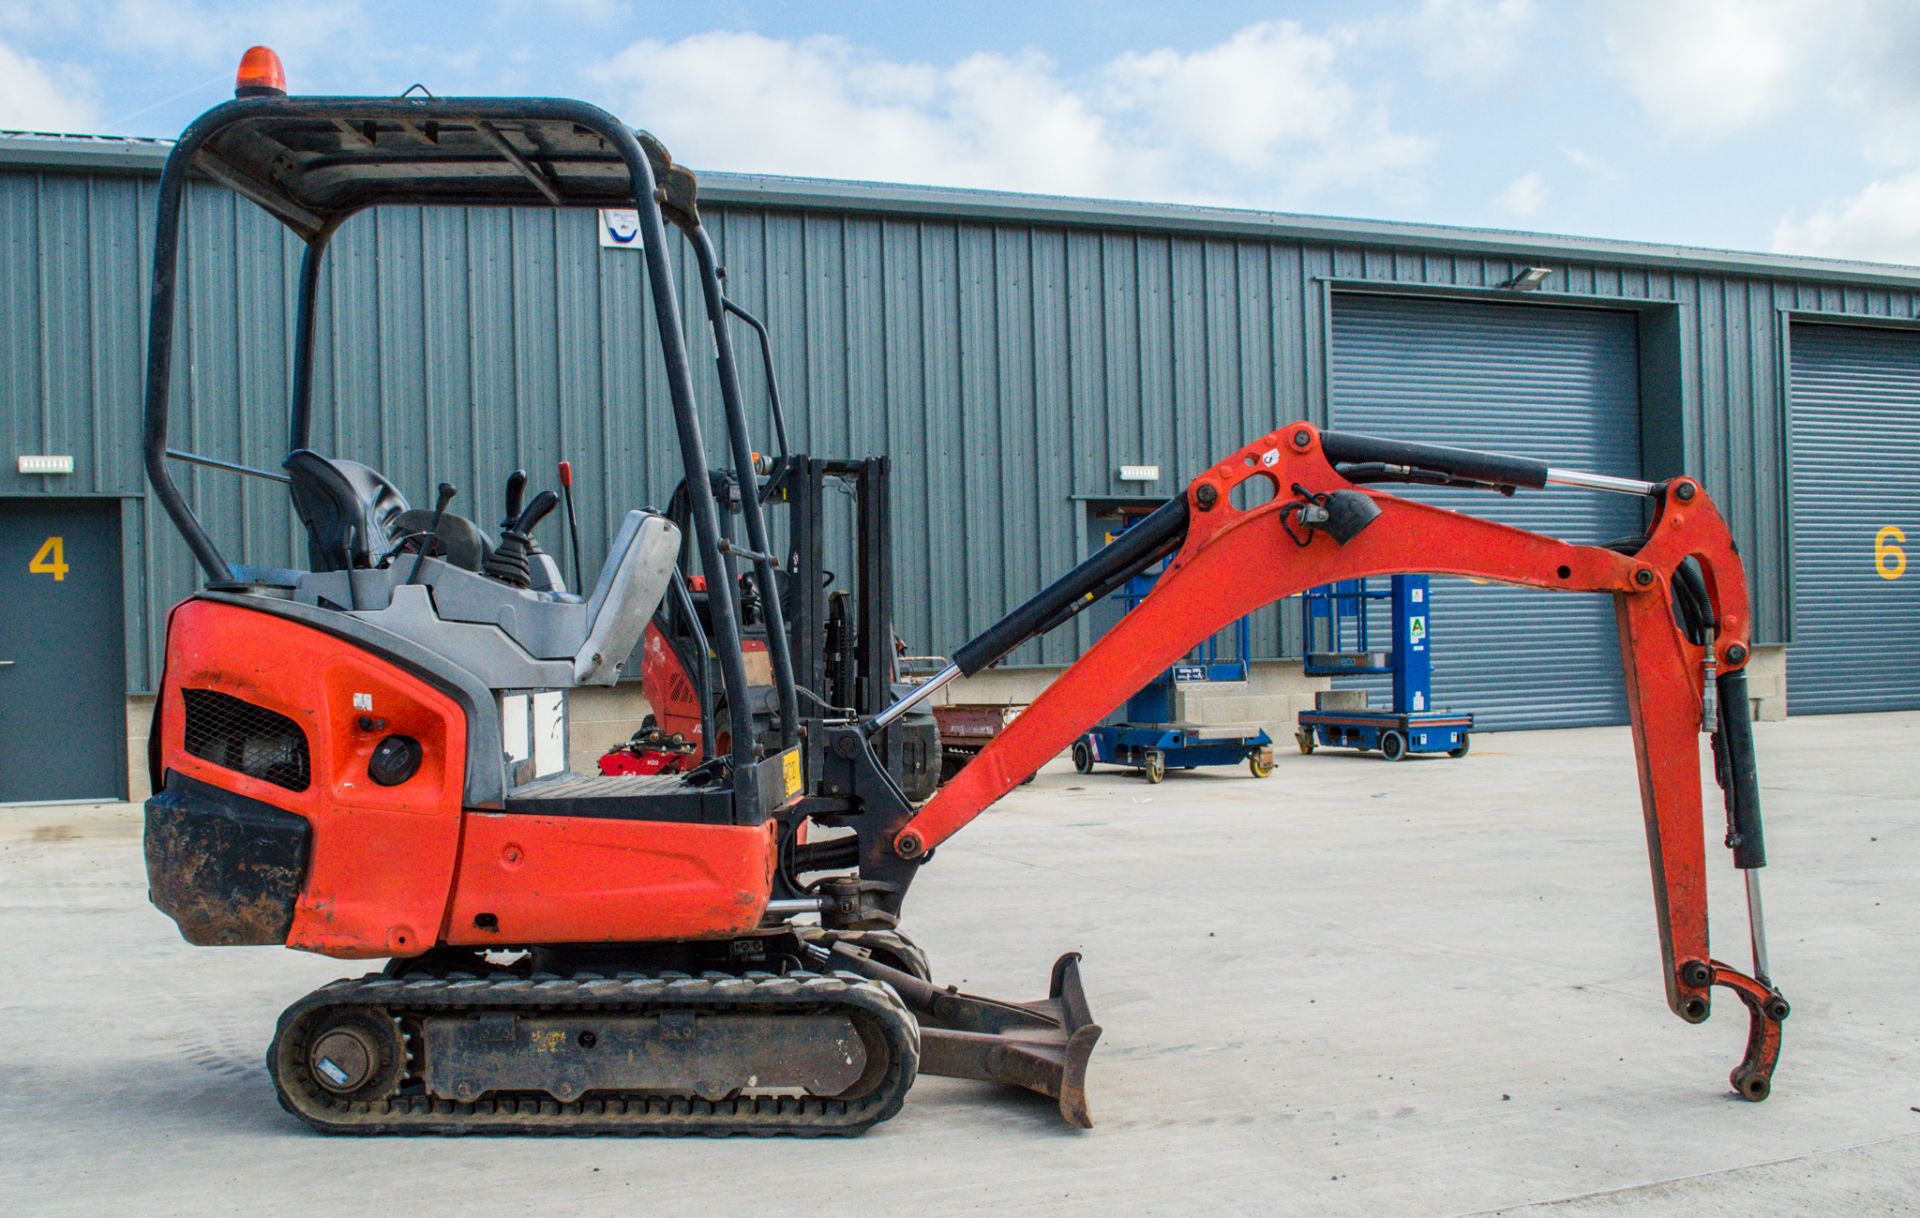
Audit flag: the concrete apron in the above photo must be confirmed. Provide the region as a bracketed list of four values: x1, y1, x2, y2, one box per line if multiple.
[1, 711, 1912, 1216]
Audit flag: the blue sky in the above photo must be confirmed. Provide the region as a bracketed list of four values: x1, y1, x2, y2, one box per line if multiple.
[5, 1, 1920, 263]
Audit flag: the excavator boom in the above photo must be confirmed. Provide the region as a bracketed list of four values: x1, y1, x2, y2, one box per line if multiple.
[849, 423, 1787, 1105]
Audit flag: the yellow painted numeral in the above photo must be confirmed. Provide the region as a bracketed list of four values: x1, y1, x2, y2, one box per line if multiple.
[1875, 525, 1907, 581]
[28, 535, 68, 582]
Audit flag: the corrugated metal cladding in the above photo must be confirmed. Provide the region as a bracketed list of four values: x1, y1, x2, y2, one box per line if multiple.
[1329, 295, 1643, 729]
[9, 146, 1920, 698]
[1787, 323, 1920, 712]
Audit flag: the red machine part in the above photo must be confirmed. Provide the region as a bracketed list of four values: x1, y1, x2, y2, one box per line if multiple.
[895, 422, 1783, 1097]
[443, 814, 774, 947]
[638, 621, 705, 759]
[632, 617, 773, 766]
[156, 600, 777, 959]
[598, 745, 688, 777]
[158, 601, 465, 958]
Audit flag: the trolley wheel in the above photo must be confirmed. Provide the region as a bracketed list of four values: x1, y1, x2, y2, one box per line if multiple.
[1143, 750, 1166, 784]
[1249, 752, 1274, 778]
[1296, 729, 1316, 755]
[1379, 730, 1408, 762]
[1448, 733, 1471, 759]
[1072, 740, 1094, 774]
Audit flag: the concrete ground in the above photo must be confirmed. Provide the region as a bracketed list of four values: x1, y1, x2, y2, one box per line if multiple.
[2, 713, 1916, 1217]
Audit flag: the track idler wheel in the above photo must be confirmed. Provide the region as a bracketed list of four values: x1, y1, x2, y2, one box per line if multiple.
[296, 1010, 405, 1103]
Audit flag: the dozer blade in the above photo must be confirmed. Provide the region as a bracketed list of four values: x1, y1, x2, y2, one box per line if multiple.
[826, 944, 1101, 1127]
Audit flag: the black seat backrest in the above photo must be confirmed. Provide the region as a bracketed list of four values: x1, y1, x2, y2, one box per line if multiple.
[284, 450, 410, 572]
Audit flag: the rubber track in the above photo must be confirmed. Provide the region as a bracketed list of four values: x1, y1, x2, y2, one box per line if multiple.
[268, 969, 920, 1136]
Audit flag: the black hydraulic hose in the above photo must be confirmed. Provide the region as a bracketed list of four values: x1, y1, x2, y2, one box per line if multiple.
[950, 495, 1190, 677]
[1320, 430, 1550, 490]
[1603, 537, 1758, 867]
[1607, 535, 1717, 646]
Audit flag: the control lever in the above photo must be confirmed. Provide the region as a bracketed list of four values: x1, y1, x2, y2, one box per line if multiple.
[515, 489, 559, 533]
[482, 488, 560, 589]
[405, 482, 457, 585]
[502, 469, 528, 530]
[558, 460, 585, 593]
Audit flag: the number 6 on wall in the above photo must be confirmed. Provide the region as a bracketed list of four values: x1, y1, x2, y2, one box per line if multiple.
[28, 536, 68, 582]
[1876, 525, 1907, 581]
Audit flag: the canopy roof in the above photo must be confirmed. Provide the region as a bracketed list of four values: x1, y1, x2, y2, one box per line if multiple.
[181, 96, 699, 240]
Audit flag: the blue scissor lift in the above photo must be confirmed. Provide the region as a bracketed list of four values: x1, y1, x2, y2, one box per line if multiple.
[1072, 552, 1274, 784]
[1296, 575, 1473, 761]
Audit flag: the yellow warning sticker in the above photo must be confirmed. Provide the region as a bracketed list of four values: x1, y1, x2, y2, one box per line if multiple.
[782, 747, 803, 798]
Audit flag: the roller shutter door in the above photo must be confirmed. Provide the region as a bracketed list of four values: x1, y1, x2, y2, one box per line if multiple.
[1329, 294, 1644, 730]
[1787, 323, 1920, 713]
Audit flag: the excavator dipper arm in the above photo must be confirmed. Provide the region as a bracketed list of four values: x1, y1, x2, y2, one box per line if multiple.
[882, 423, 1786, 1101]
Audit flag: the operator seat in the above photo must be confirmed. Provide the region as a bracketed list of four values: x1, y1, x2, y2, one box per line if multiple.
[285, 449, 410, 572]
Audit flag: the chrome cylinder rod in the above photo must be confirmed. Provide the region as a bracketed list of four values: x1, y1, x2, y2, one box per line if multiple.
[1745, 868, 1772, 984]
[1545, 467, 1659, 496]
[867, 662, 960, 733]
[764, 897, 826, 917]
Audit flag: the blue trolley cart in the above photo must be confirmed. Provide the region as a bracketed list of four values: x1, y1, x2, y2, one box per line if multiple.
[1296, 576, 1473, 761]
[1072, 550, 1274, 784]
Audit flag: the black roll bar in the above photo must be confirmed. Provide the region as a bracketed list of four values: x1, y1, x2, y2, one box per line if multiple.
[721, 298, 794, 485]
[139, 95, 766, 816]
[686, 226, 801, 750]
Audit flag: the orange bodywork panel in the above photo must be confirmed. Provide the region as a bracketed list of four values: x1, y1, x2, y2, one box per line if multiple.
[157, 598, 780, 958]
[157, 599, 467, 958]
[444, 814, 776, 946]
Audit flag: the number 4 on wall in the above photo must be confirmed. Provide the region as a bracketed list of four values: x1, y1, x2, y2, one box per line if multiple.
[28, 536, 68, 581]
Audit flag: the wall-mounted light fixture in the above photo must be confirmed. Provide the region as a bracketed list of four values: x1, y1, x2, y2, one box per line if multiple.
[1118, 465, 1160, 482]
[17, 454, 75, 475]
[1501, 267, 1553, 291]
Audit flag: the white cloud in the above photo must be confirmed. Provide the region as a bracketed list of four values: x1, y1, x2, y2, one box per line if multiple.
[590, 33, 1131, 198]
[1558, 144, 1616, 181]
[1495, 170, 1547, 217]
[1820, 2, 1920, 165]
[588, 23, 1429, 208]
[1772, 172, 1920, 264]
[1400, 0, 1537, 83]
[0, 37, 96, 132]
[1599, 0, 1817, 137]
[1099, 21, 1429, 196]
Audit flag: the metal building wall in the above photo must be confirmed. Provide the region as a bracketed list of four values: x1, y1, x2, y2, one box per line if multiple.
[8, 151, 1920, 693]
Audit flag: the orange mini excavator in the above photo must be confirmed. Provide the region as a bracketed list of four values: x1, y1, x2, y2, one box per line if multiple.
[142, 50, 1786, 1136]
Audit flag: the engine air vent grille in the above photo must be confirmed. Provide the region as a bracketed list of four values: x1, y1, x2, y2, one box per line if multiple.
[181, 688, 312, 792]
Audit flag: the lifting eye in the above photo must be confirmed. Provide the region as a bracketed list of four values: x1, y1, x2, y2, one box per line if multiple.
[368, 734, 423, 786]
